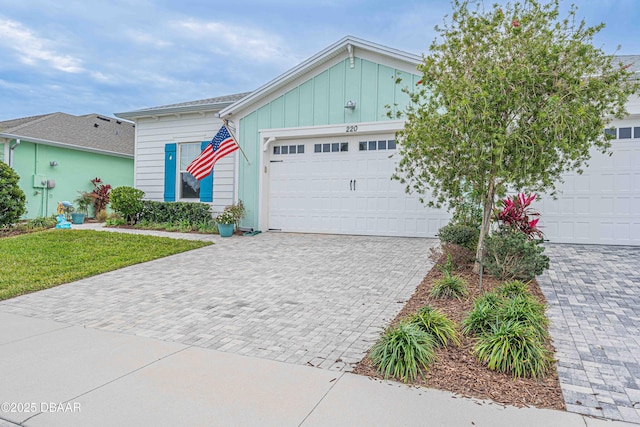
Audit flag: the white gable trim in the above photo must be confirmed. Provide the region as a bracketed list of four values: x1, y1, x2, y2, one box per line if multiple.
[220, 36, 421, 118]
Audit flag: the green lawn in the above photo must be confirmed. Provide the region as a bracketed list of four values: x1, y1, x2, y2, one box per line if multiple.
[0, 229, 212, 300]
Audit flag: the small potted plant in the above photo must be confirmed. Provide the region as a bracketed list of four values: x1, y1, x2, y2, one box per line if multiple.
[214, 210, 236, 237]
[72, 191, 92, 224]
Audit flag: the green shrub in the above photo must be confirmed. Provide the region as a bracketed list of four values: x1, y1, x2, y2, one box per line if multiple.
[451, 198, 483, 228]
[430, 272, 468, 300]
[462, 292, 501, 335]
[370, 321, 437, 383]
[437, 253, 455, 275]
[0, 161, 26, 227]
[26, 216, 57, 230]
[463, 288, 548, 340]
[110, 186, 145, 224]
[497, 294, 548, 340]
[484, 228, 549, 280]
[409, 306, 460, 347]
[105, 217, 127, 226]
[437, 223, 479, 250]
[196, 220, 218, 234]
[496, 280, 530, 298]
[474, 320, 552, 379]
[140, 201, 212, 225]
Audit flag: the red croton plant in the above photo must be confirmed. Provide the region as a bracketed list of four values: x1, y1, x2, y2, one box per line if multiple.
[90, 177, 112, 214]
[494, 193, 544, 239]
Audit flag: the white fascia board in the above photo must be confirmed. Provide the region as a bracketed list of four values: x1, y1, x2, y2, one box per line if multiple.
[220, 35, 421, 117]
[116, 101, 235, 120]
[0, 133, 133, 159]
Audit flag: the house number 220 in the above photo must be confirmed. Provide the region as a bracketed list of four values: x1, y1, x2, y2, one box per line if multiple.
[346, 125, 358, 133]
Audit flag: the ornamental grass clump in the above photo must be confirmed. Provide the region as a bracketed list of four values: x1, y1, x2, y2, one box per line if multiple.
[497, 293, 548, 340]
[369, 321, 437, 383]
[430, 272, 468, 300]
[461, 292, 502, 335]
[409, 306, 460, 348]
[474, 320, 552, 379]
[496, 280, 530, 298]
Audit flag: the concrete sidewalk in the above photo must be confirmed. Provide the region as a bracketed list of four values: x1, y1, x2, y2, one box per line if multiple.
[0, 312, 632, 427]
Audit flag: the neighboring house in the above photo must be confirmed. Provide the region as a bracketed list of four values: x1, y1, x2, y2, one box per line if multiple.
[116, 93, 250, 213]
[0, 113, 134, 218]
[118, 36, 640, 246]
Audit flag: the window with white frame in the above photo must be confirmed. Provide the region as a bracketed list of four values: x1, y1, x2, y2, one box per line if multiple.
[179, 143, 201, 199]
[604, 126, 640, 140]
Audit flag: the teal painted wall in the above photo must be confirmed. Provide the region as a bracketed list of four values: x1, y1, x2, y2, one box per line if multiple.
[10, 140, 133, 218]
[238, 56, 420, 228]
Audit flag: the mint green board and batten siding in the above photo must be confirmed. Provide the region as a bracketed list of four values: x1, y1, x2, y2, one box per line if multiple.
[11, 140, 133, 218]
[238, 57, 420, 229]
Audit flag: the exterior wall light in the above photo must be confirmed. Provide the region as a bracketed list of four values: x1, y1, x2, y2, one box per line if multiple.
[345, 100, 356, 110]
[50, 161, 58, 166]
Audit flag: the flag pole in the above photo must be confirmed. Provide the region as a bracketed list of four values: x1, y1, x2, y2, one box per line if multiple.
[222, 119, 250, 165]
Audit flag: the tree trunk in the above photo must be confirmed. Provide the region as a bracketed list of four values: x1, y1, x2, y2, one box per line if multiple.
[473, 178, 496, 275]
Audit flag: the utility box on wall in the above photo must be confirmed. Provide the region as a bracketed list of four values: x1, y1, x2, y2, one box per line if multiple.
[32, 175, 47, 188]
[46, 180, 55, 188]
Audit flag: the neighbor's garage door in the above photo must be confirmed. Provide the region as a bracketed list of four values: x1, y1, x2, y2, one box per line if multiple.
[267, 135, 450, 237]
[537, 138, 640, 245]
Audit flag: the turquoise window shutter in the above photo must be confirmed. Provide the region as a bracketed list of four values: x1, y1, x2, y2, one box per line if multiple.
[199, 140, 213, 202]
[164, 143, 176, 202]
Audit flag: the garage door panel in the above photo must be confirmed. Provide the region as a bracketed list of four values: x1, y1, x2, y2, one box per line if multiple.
[538, 140, 640, 245]
[268, 136, 449, 237]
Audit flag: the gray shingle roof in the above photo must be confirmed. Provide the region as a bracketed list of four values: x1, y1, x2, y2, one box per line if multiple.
[152, 92, 252, 109]
[117, 92, 252, 118]
[616, 55, 640, 75]
[0, 112, 135, 156]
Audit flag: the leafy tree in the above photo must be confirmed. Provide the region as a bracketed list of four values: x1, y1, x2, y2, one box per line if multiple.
[393, 0, 638, 272]
[0, 161, 26, 227]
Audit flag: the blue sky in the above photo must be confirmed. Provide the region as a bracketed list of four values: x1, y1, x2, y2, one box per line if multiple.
[0, 0, 638, 121]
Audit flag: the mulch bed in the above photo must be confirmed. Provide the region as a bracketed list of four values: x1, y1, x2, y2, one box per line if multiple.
[353, 245, 565, 411]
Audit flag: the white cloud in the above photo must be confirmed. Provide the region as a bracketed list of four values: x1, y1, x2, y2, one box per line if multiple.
[0, 17, 83, 73]
[174, 19, 299, 65]
[124, 29, 173, 49]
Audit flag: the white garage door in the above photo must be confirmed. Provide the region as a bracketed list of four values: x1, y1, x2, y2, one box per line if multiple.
[537, 139, 640, 245]
[267, 135, 450, 237]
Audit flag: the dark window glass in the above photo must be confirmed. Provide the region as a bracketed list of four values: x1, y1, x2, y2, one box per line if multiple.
[314, 144, 321, 153]
[281, 145, 289, 154]
[634, 127, 640, 139]
[323, 143, 330, 152]
[378, 140, 387, 150]
[180, 172, 200, 199]
[340, 142, 348, 152]
[298, 145, 304, 153]
[619, 127, 632, 139]
[359, 141, 367, 151]
[273, 146, 280, 155]
[388, 140, 397, 149]
[331, 143, 339, 152]
[368, 141, 377, 151]
[289, 145, 297, 154]
[604, 128, 616, 138]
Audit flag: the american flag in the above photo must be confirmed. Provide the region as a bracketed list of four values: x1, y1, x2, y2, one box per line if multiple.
[186, 125, 238, 180]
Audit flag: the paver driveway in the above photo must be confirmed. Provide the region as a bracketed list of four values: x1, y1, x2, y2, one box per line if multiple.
[538, 244, 640, 424]
[0, 232, 437, 372]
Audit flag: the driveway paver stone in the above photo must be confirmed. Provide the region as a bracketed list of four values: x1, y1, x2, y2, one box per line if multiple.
[538, 244, 640, 424]
[0, 232, 437, 372]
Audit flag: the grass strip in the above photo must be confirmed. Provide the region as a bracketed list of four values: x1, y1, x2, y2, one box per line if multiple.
[0, 229, 212, 300]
